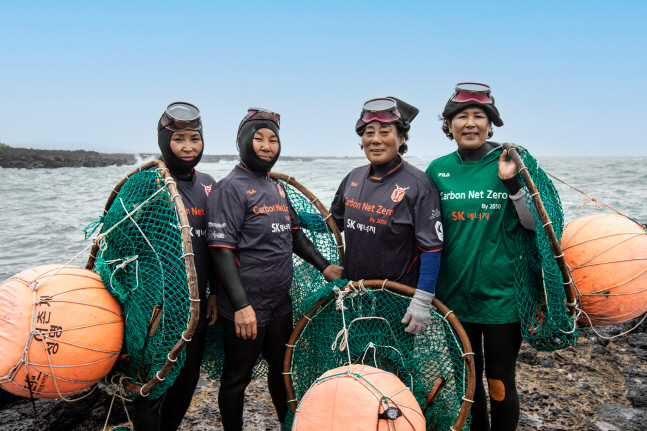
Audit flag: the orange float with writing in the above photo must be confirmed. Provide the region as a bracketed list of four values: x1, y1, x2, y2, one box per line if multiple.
[561, 214, 647, 326]
[0, 265, 124, 398]
[293, 364, 425, 431]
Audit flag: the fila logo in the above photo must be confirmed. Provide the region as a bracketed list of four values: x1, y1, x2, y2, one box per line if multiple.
[246, 189, 256, 194]
[438, 173, 450, 177]
[351, 182, 358, 187]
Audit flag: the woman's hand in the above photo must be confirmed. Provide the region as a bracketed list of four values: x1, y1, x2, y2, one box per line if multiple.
[323, 264, 343, 282]
[207, 295, 218, 326]
[498, 145, 519, 180]
[234, 305, 257, 340]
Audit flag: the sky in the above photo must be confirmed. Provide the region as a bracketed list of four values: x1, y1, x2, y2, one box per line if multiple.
[1, 0, 646, 158]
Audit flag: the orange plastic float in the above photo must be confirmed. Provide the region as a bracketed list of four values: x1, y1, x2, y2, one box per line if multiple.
[293, 364, 425, 430]
[561, 214, 647, 326]
[0, 265, 124, 398]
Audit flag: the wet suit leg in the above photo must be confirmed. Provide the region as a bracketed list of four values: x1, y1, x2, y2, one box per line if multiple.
[462, 322, 522, 431]
[482, 321, 522, 431]
[218, 313, 293, 431]
[132, 329, 207, 431]
[261, 312, 293, 424]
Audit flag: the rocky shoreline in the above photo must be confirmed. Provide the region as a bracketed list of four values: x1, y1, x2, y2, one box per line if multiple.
[1, 317, 645, 431]
[0, 145, 340, 169]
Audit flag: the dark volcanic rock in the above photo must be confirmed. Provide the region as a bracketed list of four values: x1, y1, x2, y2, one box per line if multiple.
[0, 145, 138, 169]
[594, 403, 647, 431]
[624, 367, 647, 408]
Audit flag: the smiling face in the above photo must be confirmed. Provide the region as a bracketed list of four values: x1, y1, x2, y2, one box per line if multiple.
[170, 130, 203, 162]
[361, 121, 403, 165]
[448, 107, 491, 150]
[252, 128, 279, 161]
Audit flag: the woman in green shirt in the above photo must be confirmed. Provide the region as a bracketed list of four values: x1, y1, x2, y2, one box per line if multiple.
[426, 83, 535, 431]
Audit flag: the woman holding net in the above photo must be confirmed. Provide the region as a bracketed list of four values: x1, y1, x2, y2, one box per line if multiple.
[329, 97, 444, 334]
[425, 83, 536, 431]
[206, 108, 342, 431]
[132, 102, 219, 431]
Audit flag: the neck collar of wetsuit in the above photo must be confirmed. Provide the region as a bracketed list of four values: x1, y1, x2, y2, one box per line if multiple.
[369, 155, 402, 180]
[456, 141, 501, 164]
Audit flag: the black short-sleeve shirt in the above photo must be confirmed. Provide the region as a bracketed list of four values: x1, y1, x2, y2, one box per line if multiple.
[174, 170, 217, 332]
[206, 165, 300, 326]
[329, 158, 443, 288]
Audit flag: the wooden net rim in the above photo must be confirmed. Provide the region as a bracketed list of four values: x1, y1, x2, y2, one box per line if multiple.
[283, 279, 476, 431]
[85, 159, 200, 396]
[269, 171, 345, 264]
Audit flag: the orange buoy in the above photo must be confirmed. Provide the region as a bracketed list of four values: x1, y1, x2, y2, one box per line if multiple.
[0, 265, 124, 398]
[561, 214, 647, 326]
[293, 364, 425, 430]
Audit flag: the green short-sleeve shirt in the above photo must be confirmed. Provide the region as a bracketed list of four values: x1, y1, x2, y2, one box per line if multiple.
[426, 145, 520, 324]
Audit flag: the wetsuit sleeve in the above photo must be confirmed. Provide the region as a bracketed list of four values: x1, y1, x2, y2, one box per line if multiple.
[416, 250, 441, 294]
[209, 248, 249, 311]
[502, 176, 536, 232]
[292, 229, 330, 272]
[329, 176, 348, 231]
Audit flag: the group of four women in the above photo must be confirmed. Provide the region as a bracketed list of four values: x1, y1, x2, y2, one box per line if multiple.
[136, 82, 535, 431]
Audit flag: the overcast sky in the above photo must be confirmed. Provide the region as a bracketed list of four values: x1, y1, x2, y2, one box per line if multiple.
[1, 1, 645, 158]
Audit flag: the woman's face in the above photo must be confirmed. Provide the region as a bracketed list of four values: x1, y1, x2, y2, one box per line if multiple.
[362, 121, 402, 165]
[449, 107, 491, 150]
[253, 128, 279, 161]
[170, 130, 203, 161]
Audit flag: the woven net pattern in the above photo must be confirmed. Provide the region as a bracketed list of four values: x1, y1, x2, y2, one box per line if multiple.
[514, 147, 578, 351]
[285, 282, 471, 430]
[201, 178, 342, 380]
[91, 169, 189, 399]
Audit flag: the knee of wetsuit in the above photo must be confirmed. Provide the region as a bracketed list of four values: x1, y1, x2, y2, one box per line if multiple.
[487, 378, 506, 401]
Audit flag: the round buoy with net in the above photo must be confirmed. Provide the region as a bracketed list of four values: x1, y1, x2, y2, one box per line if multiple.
[561, 213, 647, 326]
[293, 364, 425, 430]
[0, 265, 124, 398]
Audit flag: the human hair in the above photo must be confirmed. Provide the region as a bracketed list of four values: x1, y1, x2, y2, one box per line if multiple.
[439, 115, 494, 141]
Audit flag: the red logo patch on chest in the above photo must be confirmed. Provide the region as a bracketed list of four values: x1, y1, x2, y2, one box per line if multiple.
[202, 183, 212, 196]
[277, 183, 286, 198]
[391, 184, 409, 203]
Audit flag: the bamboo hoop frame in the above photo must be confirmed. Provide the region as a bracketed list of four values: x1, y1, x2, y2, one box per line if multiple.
[85, 159, 200, 396]
[283, 279, 475, 431]
[269, 172, 345, 264]
[502, 143, 577, 317]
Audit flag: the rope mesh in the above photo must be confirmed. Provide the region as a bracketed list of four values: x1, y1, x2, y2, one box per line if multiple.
[515, 147, 578, 351]
[91, 169, 190, 399]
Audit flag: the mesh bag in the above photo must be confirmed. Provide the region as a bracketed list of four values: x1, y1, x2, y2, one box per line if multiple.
[86, 160, 199, 398]
[201, 172, 343, 380]
[513, 146, 578, 351]
[285, 280, 475, 431]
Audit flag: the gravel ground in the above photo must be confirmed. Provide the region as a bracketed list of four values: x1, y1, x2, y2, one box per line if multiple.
[2, 321, 646, 430]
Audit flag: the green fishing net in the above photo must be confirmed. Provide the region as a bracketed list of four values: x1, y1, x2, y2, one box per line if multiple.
[515, 146, 578, 351]
[88, 169, 190, 399]
[285, 281, 471, 431]
[201, 177, 342, 380]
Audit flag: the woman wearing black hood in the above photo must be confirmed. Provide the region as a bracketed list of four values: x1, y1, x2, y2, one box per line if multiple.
[132, 102, 218, 431]
[206, 108, 342, 431]
[329, 97, 444, 334]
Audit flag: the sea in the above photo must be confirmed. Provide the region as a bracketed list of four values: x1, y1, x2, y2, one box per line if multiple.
[1, 155, 646, 281]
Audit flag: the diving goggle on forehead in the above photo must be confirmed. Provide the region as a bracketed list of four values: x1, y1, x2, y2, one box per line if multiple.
[361, 98, 402, 123]
[160, 102, 202, 131]
[240, 107, 281, 128]
[449, 82, 494, 104]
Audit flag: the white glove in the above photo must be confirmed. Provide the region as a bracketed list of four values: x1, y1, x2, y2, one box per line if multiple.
[401, 289, 434, 334]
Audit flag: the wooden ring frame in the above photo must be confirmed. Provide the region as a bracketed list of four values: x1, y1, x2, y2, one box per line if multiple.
[283, 279, 476, 431]
[86, 159, 199, 396]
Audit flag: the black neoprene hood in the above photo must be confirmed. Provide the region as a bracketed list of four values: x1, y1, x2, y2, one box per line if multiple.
[237, 119, 281, 174]
[157, 126, 204, 175]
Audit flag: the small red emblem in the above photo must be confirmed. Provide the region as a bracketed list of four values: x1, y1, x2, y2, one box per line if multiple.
[277, 184, 286, 198]
[202, 183, 212, 196]
[391, 184, 409, 203]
